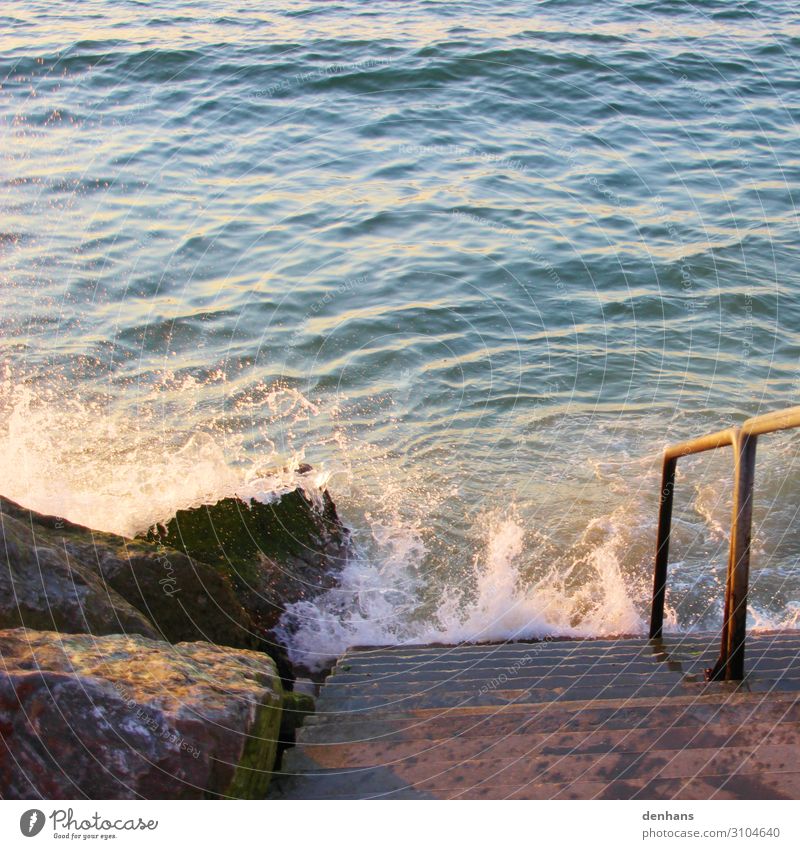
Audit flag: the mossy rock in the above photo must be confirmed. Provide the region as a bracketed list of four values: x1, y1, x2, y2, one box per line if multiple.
[279, 691, 316, 742]
[0, 628, 283, 799]
[142, 469, 350, 634]
[144, 488, 345, 578]
[0, 495, 258, 653]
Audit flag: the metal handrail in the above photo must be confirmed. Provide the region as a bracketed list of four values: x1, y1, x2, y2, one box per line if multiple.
[650, 406, 800, 681]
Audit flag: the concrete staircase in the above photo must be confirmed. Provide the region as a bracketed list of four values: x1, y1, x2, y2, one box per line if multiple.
[273, 632, 800, 799]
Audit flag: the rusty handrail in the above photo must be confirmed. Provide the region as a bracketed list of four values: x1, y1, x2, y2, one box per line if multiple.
[650, 405, 800, 681]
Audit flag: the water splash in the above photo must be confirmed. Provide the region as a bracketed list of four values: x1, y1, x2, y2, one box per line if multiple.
[278, 511, 648, 671]
[2, 368, 795, 669]
[0, 370, 326, 536]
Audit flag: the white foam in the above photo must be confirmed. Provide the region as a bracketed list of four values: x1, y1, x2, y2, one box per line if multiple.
[0, 372, 324, 536]
[750, 602, 800, 632]
[278, 512, 647, 671]
[693, 482, 729, 543]
[3, 370, 795, 671]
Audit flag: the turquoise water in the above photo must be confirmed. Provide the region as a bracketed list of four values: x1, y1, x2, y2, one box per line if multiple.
[2, 0, 800, 666]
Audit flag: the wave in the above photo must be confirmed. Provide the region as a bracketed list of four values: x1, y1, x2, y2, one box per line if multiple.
[2, 369, 797, 669]
[277, 510, 648, 672]
[0, 370, 321, 537]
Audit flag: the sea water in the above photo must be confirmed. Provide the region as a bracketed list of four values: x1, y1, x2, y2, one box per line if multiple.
[2, 0, 800, 669]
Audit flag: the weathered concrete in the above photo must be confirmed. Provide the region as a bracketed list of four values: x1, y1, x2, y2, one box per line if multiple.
[273, 632, 800, 799]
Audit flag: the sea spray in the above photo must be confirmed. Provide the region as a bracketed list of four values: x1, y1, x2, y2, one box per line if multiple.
[2, 371, 797, 664]
[0, 372, 334, 537]
[277, 512, 649, 672]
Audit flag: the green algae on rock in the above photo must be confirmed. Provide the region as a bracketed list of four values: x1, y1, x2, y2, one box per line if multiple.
[0, 495, 258, 652]
[142, 466, 350, 634]
[279, 690, 316, 744]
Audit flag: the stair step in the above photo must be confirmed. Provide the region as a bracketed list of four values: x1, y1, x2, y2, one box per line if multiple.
[335, 632, 800, 668]
[299, 692, 800, 744]
[334, 639, 702, 668]
[317, 677, 800, 714]
[315, 680, 708, 713]
[275, 633, 800, 799]
[287, 719, 800, 771]
[333, 646, 800, 679]
[332, 650, 793, 678]
[277, 742, 798, 798]
[330, 657, 684, 681]
[324, 667, 691, 690]
[273, 770, 800, 800]
[316, 672, 693, 705]
[329, 654, 800, 686]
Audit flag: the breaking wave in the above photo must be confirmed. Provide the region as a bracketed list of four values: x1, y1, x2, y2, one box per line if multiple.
[277, 512, 649, 672]
[2, 371, 797, 672]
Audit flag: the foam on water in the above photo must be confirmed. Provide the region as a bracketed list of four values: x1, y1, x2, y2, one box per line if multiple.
[1, 370, 797, 669]
[692, 483, 729, 544]
[277, 511, 648, 671]
[751, 604, 800, 632]
[0, 369, 650, 667]
[0, 370, 329, 536]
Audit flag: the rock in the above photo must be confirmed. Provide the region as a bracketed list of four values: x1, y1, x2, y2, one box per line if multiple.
[0, 496, 258, 653]
[65, 535, 258, 650]
[0, 508, 159, 639]
[1, 466, 350, 684]
[279, 690, 316, 745]
[143, 466, 350, 635]
[0, 628, 283, 799]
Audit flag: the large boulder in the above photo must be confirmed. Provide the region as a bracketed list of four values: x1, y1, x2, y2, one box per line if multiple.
[0, 509, 159, 640]
[0, 496, 258, 652]
[143, 465, 350, 634]
[1, 465, 350, 683]
[0, 628, 283, 799]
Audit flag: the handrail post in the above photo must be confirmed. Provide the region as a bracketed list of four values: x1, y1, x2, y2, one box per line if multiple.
[725, 432, 758, 680]
[650, 454, 677, 639]
[652, 407, 800, 682]
[706, 546, 734, 681]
